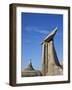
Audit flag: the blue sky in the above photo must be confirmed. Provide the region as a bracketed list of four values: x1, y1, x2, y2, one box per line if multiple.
[21, 12, 63, 70]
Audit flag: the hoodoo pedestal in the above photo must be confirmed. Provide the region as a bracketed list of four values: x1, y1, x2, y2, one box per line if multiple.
[42, 27, 63, 76]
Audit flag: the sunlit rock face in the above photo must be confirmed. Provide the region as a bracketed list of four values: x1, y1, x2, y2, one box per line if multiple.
[46, 65, 63, 76]
[42, 27, 63, 76]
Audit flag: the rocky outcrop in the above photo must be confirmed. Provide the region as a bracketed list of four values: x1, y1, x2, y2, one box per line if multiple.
[22, 61, 42, 77]
[42, 27, 63, 76]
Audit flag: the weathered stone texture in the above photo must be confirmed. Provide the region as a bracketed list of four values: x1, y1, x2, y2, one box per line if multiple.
[42, 27, 63, 76]
[21, 61, 42, 77]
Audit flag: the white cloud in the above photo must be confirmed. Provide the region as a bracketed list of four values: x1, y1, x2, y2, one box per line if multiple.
[25, 26, 49, 35]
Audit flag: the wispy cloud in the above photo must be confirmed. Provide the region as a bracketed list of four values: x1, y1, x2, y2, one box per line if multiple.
[36, 30, 48, 34]
[25, 26, 49, 35]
